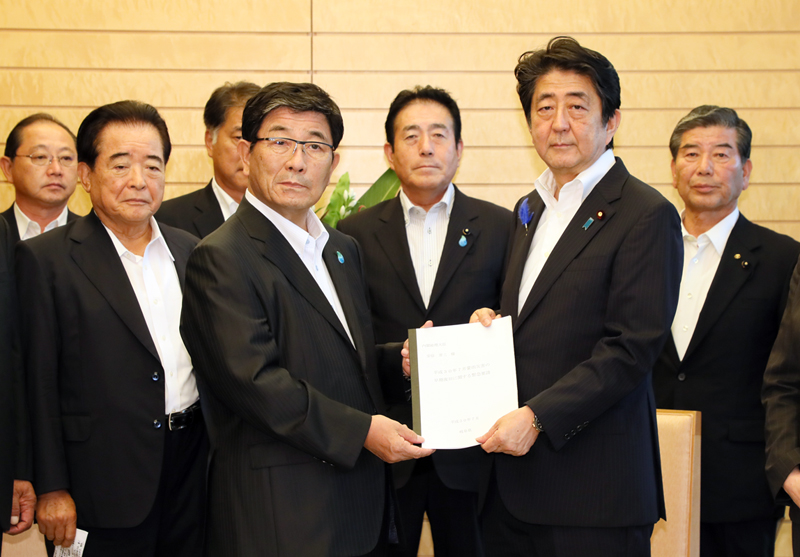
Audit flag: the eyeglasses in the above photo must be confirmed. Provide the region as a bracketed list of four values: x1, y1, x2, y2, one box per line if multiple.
[253, 137, 334, 162]
[16, 153, 77, 167]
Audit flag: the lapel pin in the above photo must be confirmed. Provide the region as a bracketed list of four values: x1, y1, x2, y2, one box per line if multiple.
[336, 251, 345, 264]
[518, 199, 533, 235]
[596, 210, 605, 220]
[582, 217, 595, 231]
[459, 235, 467, 247]
[742, 260, 749, 269]
[734, 253, 741, 259]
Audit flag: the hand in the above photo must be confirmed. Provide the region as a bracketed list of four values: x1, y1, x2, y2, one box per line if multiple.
[784, 467, 800, 508]
[402, 320, 433, 378]
[36, 490, 77, 547]
[476, 406, 538, 456]
[364, 414, 435, 463]
[6, 480, 36, 534]
[470, 308, 500, 327]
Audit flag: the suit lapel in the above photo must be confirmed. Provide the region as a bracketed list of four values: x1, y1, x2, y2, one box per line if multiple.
[238, 199, 355, 349]
[501, 191, 544, 321]
[162, 227, 190, 291]
[515, 160, 625, 330]
[683, 215, 758, 359]
[193, 182, 225, 238]
[375, 198, 426, 312]
[68, 212, 160, 361]
[427, 187, 480, 312]
[323, 237, 367, 368]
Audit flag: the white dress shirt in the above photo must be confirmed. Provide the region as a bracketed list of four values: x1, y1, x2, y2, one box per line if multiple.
[518, 150, 616, 309]
[211, 177, 239, 221]
[103, 216, 199, 414]
[671, 208, 740, 360]
[399, 183, 455, 308]
[245, 190, 355, 346]
[14, 202, 69, 240]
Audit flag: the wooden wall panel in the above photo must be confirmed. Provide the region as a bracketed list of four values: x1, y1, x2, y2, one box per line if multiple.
[1, 0, 311, 32]
[0, 32, 310, 71]
[315, 33, 800, 72]
[313, 0, 799, 33]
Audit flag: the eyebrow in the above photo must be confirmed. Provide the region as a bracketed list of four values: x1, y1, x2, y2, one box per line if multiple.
[267, 124, 327, 141]
[109, 152, 164, 165]
[536, 91, 590, 103]
[400, 123, 449, 133]
[679, 142, 735, 151]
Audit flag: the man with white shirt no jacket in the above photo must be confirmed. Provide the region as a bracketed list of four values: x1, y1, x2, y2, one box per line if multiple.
[156, 81, 261, 238]
[653, 106, 798, 557]
[470, 36, 681, 556]
[1, 114, 79, 242]
[16, 101, 205, 556]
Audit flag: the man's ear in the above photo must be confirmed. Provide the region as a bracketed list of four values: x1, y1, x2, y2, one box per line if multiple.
[237, 140, 251, 178]
[0, 156, 14, 184]
[384, 143, 396, 171]
[205, 128, 215, 158]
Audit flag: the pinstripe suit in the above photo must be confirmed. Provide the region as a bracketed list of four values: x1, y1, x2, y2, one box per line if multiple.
[180, 197, 393, 557]
[764, 254, 800, 538]
[487, 159, 681, 541]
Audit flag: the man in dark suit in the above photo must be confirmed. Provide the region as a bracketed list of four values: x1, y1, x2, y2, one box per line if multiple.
[470, 37, 682, 556]
[16, 101, 206, 556]
[180, 81, 433, 557]
[156, 81, 260, 238]
[653, 106, 798, 556]
[1, 215, 36, 553]
[339, 85, 511, 557]
[764, 257, 800, 557]
[1, 114, 79, 243]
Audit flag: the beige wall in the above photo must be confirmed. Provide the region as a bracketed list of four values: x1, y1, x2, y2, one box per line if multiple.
[1, 0, 798, 237]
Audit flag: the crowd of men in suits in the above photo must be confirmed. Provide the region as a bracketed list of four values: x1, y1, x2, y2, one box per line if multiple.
[3, 35, 800, 557]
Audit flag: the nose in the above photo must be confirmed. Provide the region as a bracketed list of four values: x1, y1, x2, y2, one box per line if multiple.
[129, 165, 147, 189]
[418, 133, 433, 155]
[46, 157, 63, 175]
[285, 141, 306, 172]
[697, 153, 713, 175]
[553, 105, 569, 131]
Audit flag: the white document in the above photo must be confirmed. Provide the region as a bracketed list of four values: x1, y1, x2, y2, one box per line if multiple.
[53, 529, 88, 557]
[408, 316, 518, 449]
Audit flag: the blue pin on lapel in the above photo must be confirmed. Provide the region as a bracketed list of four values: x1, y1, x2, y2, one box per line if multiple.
[336, 251, 344, 264]
[582, 217, 595, 231]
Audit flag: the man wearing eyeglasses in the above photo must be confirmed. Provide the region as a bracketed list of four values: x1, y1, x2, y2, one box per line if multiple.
[1, 114, 79, 243]
[180, 81, 433, 556]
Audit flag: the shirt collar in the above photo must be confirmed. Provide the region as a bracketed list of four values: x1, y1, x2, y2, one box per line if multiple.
[244, 189, 329, 257]
[535, 149, 616, 208]
[211, 177, 239, 220]
[102, 215, 174, 261]
[680, 207, 740, 256]
[399, 182, 455, 225]
[14, 202, 69, 239]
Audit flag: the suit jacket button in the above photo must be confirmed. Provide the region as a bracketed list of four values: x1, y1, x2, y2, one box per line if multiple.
[677, 372, 686, 381]
[153, 419, 162, 429]
[152, 372, 159, 381]
[583, 421, 589, 427]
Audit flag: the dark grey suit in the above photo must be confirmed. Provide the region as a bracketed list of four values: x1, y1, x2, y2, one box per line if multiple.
[181, 197, 396, 556]
[654, 215, 797, 547]
[485, 159, 681, 553]
[1, 204, 79, 244]
[15, 212, 201, 530]
[338, 187, 511, 554]
[155, 181, 225, 239]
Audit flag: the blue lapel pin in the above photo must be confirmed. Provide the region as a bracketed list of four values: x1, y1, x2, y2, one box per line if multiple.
[518, 199, 533, 235]
[459, 228, 470, 247]
[582, 217, 595, 231]
[336, 251, 344, 264]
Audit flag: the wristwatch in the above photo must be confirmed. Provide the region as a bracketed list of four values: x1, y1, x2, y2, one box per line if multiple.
[532, 412, 544, 432]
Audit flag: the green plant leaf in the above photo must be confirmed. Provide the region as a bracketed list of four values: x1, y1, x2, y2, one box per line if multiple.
[320, 172, 352, 228]
[355, 168, 401, 212]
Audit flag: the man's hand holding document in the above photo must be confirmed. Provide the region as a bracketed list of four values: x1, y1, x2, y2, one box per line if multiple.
[406, 316, 518, 449]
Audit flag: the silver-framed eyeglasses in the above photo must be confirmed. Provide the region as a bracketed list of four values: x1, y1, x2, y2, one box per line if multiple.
[253, 137, 334, 161]
[16, 152, 77, 167]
